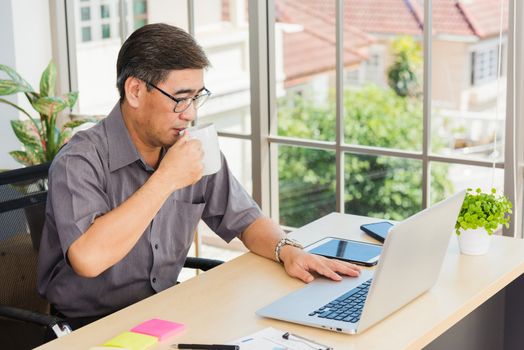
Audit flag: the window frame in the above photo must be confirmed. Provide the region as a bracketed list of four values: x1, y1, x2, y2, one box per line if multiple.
[249, 0, 523, 237]
[53, 0, 523, 237]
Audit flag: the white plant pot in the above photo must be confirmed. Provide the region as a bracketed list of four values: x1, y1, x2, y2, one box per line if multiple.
[457, 228, 492, 255]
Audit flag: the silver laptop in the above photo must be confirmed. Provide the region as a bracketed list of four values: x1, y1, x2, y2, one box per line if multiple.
[257, 190, 466, 334]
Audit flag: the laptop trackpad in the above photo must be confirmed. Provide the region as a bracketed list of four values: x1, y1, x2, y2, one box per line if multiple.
[256, 269, 374, 325]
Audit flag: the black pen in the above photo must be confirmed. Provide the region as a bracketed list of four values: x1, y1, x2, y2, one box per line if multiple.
[172, 344, 239, 350]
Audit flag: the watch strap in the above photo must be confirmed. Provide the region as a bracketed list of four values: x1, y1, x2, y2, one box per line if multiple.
[275, 237, 303, 263]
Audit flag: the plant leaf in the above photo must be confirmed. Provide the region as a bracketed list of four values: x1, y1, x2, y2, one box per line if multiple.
[65, 91, 78, 108]
[25, 91, 40, 105]
[32, 96, 68, 116]
[57, 129, 72, 148]
[10, 120, 41, 149]
[9, 150, 33, 166]
[24, 143, 45, 164]
[39, 61, 57, 98]
[61, 118, 96, 130]
[0, 80, 33, 95]
[0, 64, 33, 92]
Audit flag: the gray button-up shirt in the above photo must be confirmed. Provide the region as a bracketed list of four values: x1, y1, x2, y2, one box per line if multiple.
[37, 103, 262, 317]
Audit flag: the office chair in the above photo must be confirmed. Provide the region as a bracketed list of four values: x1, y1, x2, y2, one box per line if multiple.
[0, 162, 222, 349]
[0, 162, 70, 349]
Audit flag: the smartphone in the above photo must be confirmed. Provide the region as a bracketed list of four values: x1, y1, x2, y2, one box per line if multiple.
[305, 237, 382, 266]
[360, 221, 394, 243]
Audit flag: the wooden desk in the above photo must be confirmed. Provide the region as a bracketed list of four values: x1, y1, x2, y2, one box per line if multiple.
[36, 213, 524, 350]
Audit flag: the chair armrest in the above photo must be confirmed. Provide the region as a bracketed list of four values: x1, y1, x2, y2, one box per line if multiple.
[0, 304, 71, 337]
[183, 257, 224, 271]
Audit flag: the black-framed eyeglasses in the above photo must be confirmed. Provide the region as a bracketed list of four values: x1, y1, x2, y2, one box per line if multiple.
[146, 82, 211, 113]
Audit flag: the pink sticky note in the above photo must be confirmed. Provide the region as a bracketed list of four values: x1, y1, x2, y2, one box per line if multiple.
[130, 318, 185, 341]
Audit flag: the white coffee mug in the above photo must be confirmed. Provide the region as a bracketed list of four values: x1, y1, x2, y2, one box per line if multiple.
[184, 123, 221, 176]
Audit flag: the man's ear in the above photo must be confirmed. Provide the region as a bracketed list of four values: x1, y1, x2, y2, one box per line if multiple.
[124, 77, 142, 108]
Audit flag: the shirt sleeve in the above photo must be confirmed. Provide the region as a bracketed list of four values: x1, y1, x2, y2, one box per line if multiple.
[201, 153, 263, 242]
[48, 147, 110, 256]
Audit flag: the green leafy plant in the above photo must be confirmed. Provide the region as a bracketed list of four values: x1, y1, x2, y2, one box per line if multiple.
[387, 36, 422, 98]
[0, 61, 93, 166]
[455, 188, 513, 235]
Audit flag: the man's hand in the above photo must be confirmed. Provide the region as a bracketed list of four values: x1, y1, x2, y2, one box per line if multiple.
[279, 245, 361, 283]
[156, 132, 204, 191]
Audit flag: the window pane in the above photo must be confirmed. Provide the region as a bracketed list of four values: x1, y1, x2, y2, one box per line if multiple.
[101, 4, 110, 19]
[275, 0, 336, 141]
[81, 27, 92, 42]
[278, 146, 336, 227]
[342, 4, 423, 150]
[194, 0, 251, 134]
[431, 1, 508, 162]
[133, 0, 147, 15]
[218, 137, 252, 195]
[137, 0, 186, 32]
[101, 24, 111, 39]
[80, 7, 91, 21]
[193, 0, 252, 194]
[74, 0, 120, 114]
[430, 162, 504, 205]
[345, 154, 422, 220]
[134, 18, 147, 30]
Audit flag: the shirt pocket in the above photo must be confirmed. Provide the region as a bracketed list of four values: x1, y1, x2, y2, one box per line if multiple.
[171, 199, 206, 254]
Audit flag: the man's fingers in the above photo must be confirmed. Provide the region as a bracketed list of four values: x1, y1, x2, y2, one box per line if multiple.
[295, 268, 315, 283]
[288, 263, 315, 283]
[305, 257, 343, 281]
[176, 132, 190, 145]
[327, 259, 361, 277]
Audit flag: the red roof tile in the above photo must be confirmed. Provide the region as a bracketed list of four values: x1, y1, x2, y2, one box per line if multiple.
[458, 0, 509, 38]
[278, 0, 375, 83]
[279, 0, 508, 38]
[276, 0, 508, 85]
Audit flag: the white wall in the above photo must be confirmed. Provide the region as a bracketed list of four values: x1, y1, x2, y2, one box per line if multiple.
[0, 0, 52, 169]
[0, 0, 19, 170]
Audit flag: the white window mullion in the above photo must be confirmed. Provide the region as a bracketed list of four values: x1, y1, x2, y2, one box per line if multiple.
[504, 0, 524, 237]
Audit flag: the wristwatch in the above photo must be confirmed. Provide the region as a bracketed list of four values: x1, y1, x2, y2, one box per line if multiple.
[275, 237, 304, 263]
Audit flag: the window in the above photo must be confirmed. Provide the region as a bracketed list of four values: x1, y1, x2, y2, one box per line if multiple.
[101, 23, 111, 38]
[133, 0, 147, 15]
[59, 0, 521, 237]
[80, 7, 91, 21]
[100, 4, 110, 19]
[262, 0, 513, 229]
[133, 0, 147, 29]
[471, 45, 500, 86]
[81, 27, 92, 42]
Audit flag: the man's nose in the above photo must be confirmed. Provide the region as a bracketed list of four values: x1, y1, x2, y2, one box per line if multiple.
[178, 105, 196, 121]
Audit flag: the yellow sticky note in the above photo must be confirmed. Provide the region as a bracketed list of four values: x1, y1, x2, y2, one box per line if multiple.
[103, 331, 158, 350]
[89, 347, 129, 350]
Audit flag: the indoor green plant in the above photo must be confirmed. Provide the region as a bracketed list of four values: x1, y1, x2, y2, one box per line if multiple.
[455, 188, 512, 255]
[1, 61, 95, 243]
[0, 61, 93, 166]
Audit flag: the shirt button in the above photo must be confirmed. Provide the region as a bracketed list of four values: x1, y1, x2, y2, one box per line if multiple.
[152, 277, 157, 283]
[154, 244, 159, 250]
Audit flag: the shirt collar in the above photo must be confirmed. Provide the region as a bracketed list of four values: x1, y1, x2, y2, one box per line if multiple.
[105, 102, 168, 173]
[105, 102, 142, 172]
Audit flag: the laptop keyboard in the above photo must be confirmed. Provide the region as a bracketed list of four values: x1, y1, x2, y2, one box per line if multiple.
[308, 278, 372, 323]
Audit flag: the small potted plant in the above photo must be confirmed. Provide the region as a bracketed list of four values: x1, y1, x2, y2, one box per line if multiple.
[455, 188, 512, 255]
[0, 61, 97, 246]
[0, 61, 96, 166]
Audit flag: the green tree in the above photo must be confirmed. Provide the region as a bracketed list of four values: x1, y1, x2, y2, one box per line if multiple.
[387, 36, 422, 98]
[278, 85, 453, 227]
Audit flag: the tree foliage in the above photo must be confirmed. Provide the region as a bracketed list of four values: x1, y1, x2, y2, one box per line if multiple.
[387, 36, 422, 98]
[278, 85, 453, 227]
